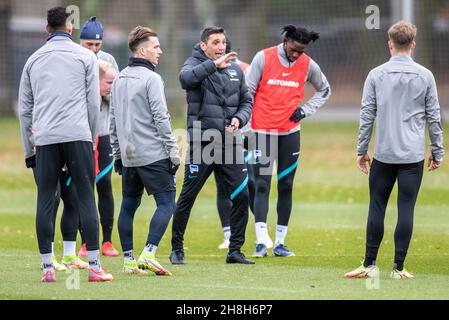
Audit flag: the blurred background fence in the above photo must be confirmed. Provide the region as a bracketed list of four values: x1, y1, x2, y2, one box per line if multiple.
[1, 0, 449, 119]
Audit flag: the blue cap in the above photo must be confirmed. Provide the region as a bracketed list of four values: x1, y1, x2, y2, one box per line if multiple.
[80, 16, 103, 40]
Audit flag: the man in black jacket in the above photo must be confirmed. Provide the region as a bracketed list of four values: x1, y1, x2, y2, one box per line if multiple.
[170, 26, 254, 265]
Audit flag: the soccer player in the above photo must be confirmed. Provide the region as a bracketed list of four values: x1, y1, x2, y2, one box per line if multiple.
[246, 25, 331, 258]
[77, 17, 120, 257]
[170, 26, 254, 265]
[18, 6, 112, 282]
[345, 21, 444, 280]
[110, 26, 180, 276]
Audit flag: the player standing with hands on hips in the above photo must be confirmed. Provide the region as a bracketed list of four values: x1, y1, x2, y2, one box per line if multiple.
[345, 21, 444, 280]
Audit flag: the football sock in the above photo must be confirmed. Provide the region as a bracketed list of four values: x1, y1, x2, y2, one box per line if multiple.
[255, 222, 268, 244]
[275, 225, 288, 246]
[123, 250, 135, 261]
[143, 244, 157, 255]
[63, 241, 77, 257]
[41, 253, 53, 272]
[88, 250, 101, 272]
[223, 226, 231, 240]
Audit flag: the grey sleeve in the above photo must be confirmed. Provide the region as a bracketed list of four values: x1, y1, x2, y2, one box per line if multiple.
[302, 59, 331, 117]
[109, 83, 120, 160]
[147, 77, 180, 165]
[425, 72, 444, 161]
[357, 71, 377, 155]
[18, 63, 35, 158]
[245, 50, 264, 100]
[179, 58, 217, 90]
[86, 54, 101, 144]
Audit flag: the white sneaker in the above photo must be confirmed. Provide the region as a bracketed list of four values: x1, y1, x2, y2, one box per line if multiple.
[344, 265, 379, 279]
[218, 239, 230, 250]
[391, 268, 414, 280]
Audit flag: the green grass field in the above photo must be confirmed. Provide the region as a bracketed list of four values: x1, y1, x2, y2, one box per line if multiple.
[0, 117, 448, 300]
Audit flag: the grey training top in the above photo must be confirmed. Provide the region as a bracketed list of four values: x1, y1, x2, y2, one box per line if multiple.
[358, 55, 444, 163]
[110, 65, 180, 167]
[19, 35, 100, 158]
[97, 50, 119, 137]
[245, 43, 331, 134]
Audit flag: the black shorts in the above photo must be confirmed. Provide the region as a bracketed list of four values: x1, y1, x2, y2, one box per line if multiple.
[122, 158, 176, 197]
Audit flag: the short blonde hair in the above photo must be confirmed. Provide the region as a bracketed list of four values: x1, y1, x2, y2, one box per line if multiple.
[388, 21, 417, 51]
[98, 60, 113, 78]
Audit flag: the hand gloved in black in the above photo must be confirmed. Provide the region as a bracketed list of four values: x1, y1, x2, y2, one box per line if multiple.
[114, 159, 123, 175]
[290, 107, 306, 123]
[25, 155, 36, 169]
[169, 160, 180, 175]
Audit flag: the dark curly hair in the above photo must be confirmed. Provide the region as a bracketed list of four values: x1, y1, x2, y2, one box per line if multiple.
[281, 25, 320, 44]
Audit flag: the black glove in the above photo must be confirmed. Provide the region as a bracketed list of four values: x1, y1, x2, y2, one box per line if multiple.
[290, 107, 306, 123]
[25, 155, 36, 169]
[114, 159, 123, 175]
[169, 161, 180, 175]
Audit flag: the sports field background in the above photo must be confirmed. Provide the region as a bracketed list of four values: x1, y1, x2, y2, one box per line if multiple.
[1, 117, 448, 300]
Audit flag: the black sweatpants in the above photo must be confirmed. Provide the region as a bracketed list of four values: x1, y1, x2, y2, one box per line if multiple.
[35, 141, 99, 254]
[365, 159, 424, 267]
[252, 131, 300, 226]
[215, 148, 256, 228]
[172, 142, 249, 253]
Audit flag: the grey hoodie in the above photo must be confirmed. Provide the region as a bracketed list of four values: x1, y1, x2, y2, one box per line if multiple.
[110, 59, 180, 167]
[19, 35, 100, 158]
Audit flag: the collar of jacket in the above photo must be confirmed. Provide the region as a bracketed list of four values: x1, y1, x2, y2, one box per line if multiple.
[192, 43, 211, 62]
[47, 32, 73, 42]
[390, 55, 413, 62]
[128, 57, 155, 71]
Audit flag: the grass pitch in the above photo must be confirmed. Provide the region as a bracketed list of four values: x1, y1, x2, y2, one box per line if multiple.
[0, 117, 448, 300]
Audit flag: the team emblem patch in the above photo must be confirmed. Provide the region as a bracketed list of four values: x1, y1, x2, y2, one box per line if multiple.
[189, 165, 199, 173]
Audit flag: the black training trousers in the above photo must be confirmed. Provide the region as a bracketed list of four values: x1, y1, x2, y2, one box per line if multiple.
[365, 159, 424, 265]
[35, 141, 99, 254]
[171, 142, 249, 253]
[252, 131, 300, 226]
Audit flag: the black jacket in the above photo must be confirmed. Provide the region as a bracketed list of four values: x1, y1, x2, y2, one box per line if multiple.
[179, 44, 252, 142]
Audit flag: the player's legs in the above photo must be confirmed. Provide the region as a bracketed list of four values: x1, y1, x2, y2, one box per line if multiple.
[63, 141, 111, 281]
[95, 135, 115, 247]
[35, 144, 63, 277]
[219, 162, 249, 254]
[252, 132, 276, 252]
[394, 161, 424, 271]
[214, 170, 232, 249]
[364, 159, 397, 267]
[171, 152, 214, 253]
[273, 131, 300, 257]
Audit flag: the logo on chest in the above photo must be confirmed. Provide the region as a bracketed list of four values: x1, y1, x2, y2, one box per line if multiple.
[266, 78, 300, 88]
[227, 69, 240, 82]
